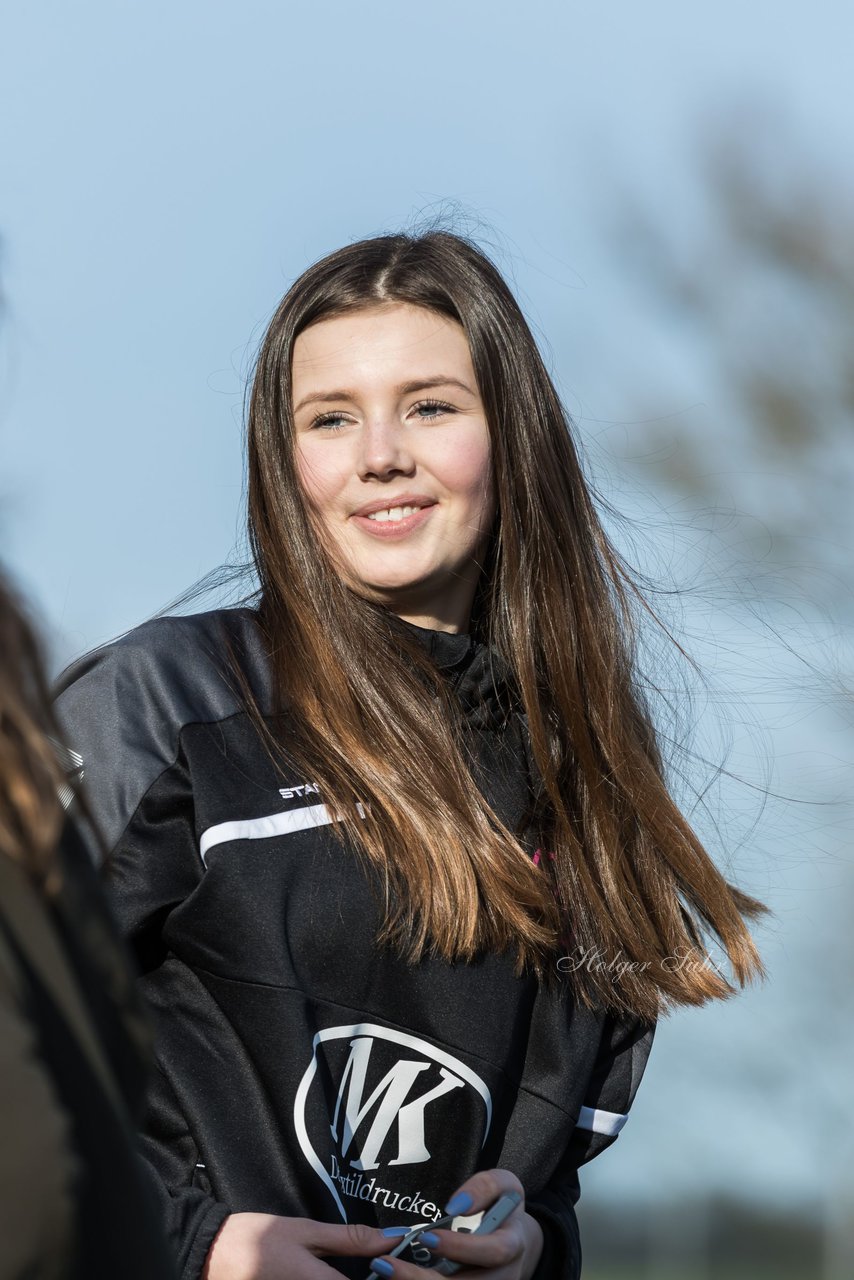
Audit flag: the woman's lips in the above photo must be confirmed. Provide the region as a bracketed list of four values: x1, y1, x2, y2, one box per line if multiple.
[349, 505, 436, 538]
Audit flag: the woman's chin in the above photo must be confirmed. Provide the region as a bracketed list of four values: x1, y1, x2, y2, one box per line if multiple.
[342, 565, 437, 598]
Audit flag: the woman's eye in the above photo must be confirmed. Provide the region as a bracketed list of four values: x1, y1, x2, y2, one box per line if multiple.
[310, 412, 350, 431]
[413, 399, 454, 420]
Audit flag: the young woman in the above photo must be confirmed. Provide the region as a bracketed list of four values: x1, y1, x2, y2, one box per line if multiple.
[55, 231, 768, 1280]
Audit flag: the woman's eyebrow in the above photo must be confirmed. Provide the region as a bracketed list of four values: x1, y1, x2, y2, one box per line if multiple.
[294, 376, 476, 414]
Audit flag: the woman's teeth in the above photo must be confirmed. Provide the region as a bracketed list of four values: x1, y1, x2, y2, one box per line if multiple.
[366, 505, 423, 523]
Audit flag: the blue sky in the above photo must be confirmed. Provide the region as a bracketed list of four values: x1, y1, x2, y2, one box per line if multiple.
[2, 0, 852, 1217]
[4, 0, 852, 658]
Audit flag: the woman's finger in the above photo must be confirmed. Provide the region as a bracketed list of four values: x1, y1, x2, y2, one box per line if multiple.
[367, 1170, 529, 1279]
[427, 1170, 526, 1273]
[417, 1219, 524, 1273]
[303, 1219, 411, 1257]
[203, 1214, 408, 1280]
[443, 1167, 526, 1220]
[368, 1222, 524, 1280]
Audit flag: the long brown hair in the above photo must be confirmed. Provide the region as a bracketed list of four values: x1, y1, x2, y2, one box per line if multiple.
[245, 229, 768, 1021]
[0, 573, 68, 894]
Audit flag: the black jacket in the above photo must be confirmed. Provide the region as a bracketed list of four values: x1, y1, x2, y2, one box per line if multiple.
[55, 607, 656, 1280]
[0, 822, 177, 1280]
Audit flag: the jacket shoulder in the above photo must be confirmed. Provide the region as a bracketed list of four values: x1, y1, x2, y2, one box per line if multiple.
[53, 608, 270, 856]
[56, 608, 271, 721]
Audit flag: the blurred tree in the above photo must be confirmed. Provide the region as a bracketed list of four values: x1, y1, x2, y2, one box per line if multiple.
[611, 114, 854, 622]
[608, 112, 854, 1280]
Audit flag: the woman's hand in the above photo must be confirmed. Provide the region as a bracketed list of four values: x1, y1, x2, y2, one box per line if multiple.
[367, 1169, 544, 1280]
[202, 1211, 411, 1280]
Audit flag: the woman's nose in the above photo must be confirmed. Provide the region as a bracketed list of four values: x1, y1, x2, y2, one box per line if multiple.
[356, 415, 415, 479]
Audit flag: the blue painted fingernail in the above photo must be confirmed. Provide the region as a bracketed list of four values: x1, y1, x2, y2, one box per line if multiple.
[444, 1191, 474, 1215]
[418, 1231, 441, 1247]
[381, 1227, 409, 1238]
[371, 1260, 394, 1277]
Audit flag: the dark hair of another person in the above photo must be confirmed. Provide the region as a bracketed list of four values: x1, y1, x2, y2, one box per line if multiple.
[0, 575, 67, 893]
[242, 229, 768, 1021]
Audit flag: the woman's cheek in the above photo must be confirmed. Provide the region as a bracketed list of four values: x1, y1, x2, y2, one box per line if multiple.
[433, 433, 492, 495]
[295, 441, 349, 512]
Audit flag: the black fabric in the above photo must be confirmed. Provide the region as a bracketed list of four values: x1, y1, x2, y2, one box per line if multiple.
[48, 822, 153, 1111]
[397, 618, 517, 731]
[55, 608, 656, 1280]
[0, 825, 177, 1280]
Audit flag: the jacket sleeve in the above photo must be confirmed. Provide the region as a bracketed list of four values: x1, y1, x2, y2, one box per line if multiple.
[54, 633, 231, 1280]
[135, 1064, 230, 1280]
[526, 1011, 657, 1280]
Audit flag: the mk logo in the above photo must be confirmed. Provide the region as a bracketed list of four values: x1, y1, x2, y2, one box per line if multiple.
[332, 1035, 465, 1170]
[294, 1022, 492, 1221]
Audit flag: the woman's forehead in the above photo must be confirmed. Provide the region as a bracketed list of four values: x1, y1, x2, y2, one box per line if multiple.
[291, 302, 472, 388]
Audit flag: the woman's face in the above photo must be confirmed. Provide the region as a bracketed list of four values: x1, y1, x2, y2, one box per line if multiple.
[291, 302, 496, 632]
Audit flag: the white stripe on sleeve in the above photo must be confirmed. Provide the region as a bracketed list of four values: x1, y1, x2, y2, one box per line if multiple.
[576, 1105, 628, 1136]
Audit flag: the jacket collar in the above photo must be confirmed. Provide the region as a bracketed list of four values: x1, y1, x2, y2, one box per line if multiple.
[396, 618, 517, 731]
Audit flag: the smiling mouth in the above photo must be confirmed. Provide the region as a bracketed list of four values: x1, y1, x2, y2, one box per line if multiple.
[350, 503, 436, 537]
[364, 504, 425, 523]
